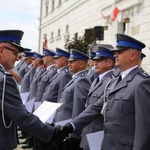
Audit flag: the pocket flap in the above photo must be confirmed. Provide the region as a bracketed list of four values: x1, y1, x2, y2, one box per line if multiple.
[115, 92, 130, 101]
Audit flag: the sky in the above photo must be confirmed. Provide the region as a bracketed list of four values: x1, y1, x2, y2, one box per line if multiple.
[0, 0, 41, 51]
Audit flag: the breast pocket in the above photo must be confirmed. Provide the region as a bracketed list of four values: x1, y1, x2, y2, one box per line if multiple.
[114, 92, 131, 111]
[91, 94, 102, 104]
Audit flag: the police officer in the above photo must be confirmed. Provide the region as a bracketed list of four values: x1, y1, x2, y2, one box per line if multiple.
[0, 29, 59, 150]
[80, 45, 115, 150]
[87, 51, 99, 82]
[20, 51, 35, 93]
[21, 52, 46, 149]
[35, 48, 57, 102]
[17, 48, 34, 84]
[54, 33, 150, 150]
[42, 48, 72, 103]
[27, 52, 45, 102]
[14, 48, 31, 73]
[52, 49, 91, 150]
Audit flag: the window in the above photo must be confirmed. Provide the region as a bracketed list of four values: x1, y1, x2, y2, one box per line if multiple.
[45, 5, 48, 16]
[51, 32, 54, 39]
[52, 0, 55, 11]
[58, 0, 62, 5]
[74, 33, 78, 41]
[45, 0, 49, 16]
[58, 29, 61, 36]
[66, 25, 69, 33]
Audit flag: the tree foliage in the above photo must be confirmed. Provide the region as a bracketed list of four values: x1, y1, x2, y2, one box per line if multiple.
[65, 35, 94, 54]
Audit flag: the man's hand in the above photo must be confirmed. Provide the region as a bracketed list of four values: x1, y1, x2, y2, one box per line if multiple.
[49, 123, 75, 149]
[52, 123, 74, 143]
[61, 122, 74, 134]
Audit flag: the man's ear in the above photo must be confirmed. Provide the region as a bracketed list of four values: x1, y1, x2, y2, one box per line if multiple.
[0, 47, 4, 54]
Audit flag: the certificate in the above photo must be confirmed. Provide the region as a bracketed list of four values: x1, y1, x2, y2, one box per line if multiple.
[20, 92, 29, 104]
[86, 131, 104, 150]
[33, 101, 62, 123]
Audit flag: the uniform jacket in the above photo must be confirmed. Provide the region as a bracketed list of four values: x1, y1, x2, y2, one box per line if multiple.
[13, 59, 25, 72]
[0, 66, 54, 149]
[80, 70, 114, 149]
[35, 65, 57, 102]
[27, 65, 45, 101]
[53, 70, 91, 124]
[18, 62, 28, 84]
[20, 65, 36, 93]
[42, 66, 72, 103]
[72, 67, 150, 150]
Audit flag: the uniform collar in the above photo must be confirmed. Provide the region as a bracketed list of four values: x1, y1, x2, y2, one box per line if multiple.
[57, 66, 68, 73]
[72, 69, 87, 79]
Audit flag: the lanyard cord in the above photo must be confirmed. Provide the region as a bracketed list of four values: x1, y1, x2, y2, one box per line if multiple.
[101, 77, 114, 121]
[1, 74, 12, 128]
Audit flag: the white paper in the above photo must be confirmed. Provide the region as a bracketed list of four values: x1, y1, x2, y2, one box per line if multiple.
[55, 119, 72, 126]
[86, 131, 104, 150]
[20, 92, 30, 105]
[33, 101, 62, 123]
[46, 112, 56, 124]
[25, 98, 35, 112]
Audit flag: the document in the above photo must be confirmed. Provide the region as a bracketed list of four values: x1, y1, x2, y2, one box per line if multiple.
[25, 98, 35, 112]
[55, 119, 72, 126]
[46, 112, 56, 124]
[33, 101, 62, 123]
[86, 131, 104, 150]
[20, 92, 29, 105]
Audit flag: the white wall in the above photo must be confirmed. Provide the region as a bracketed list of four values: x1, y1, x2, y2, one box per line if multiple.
[39, 0, 150, 73]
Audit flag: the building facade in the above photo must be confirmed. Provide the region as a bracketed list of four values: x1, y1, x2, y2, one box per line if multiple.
[39, 0, 150, 72]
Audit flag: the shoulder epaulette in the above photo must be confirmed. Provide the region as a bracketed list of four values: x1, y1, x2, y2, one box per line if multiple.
[65, 69, 69, 73]
[53, 67, 56, 71]
[138, 71, 150, 78]
[81, 73, 85, 77]
[0, 70, 12, 76]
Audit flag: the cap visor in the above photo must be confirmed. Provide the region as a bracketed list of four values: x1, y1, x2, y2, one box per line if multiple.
[93, 56, 108, 60]
[111, 47, 128, 52]
[10, 42, 24, 52]
[54, 55, 61, 58]
[68, 58, 77, 61]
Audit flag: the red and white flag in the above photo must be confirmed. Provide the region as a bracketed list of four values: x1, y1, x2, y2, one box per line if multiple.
[111, 7, 120, 21]
[43, 34, 48, 51]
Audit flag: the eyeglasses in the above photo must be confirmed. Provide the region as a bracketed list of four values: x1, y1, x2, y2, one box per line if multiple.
[2, 46, 19, 57]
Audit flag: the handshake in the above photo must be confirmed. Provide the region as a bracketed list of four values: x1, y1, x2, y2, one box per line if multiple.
[51, 123, 74, 144]
[34, 123, 76, 149]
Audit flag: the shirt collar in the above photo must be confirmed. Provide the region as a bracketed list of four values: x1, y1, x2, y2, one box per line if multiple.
[99, 70, 112, 80]
[121, 65, 138, 79]
[72, 69, 87, 79]
[47, 64, 55, 70]
[57, 66, 67, 73]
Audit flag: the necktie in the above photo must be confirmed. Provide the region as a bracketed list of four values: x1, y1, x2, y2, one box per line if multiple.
[115, 75, 122, 86]
[95, 77, 99, 86]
